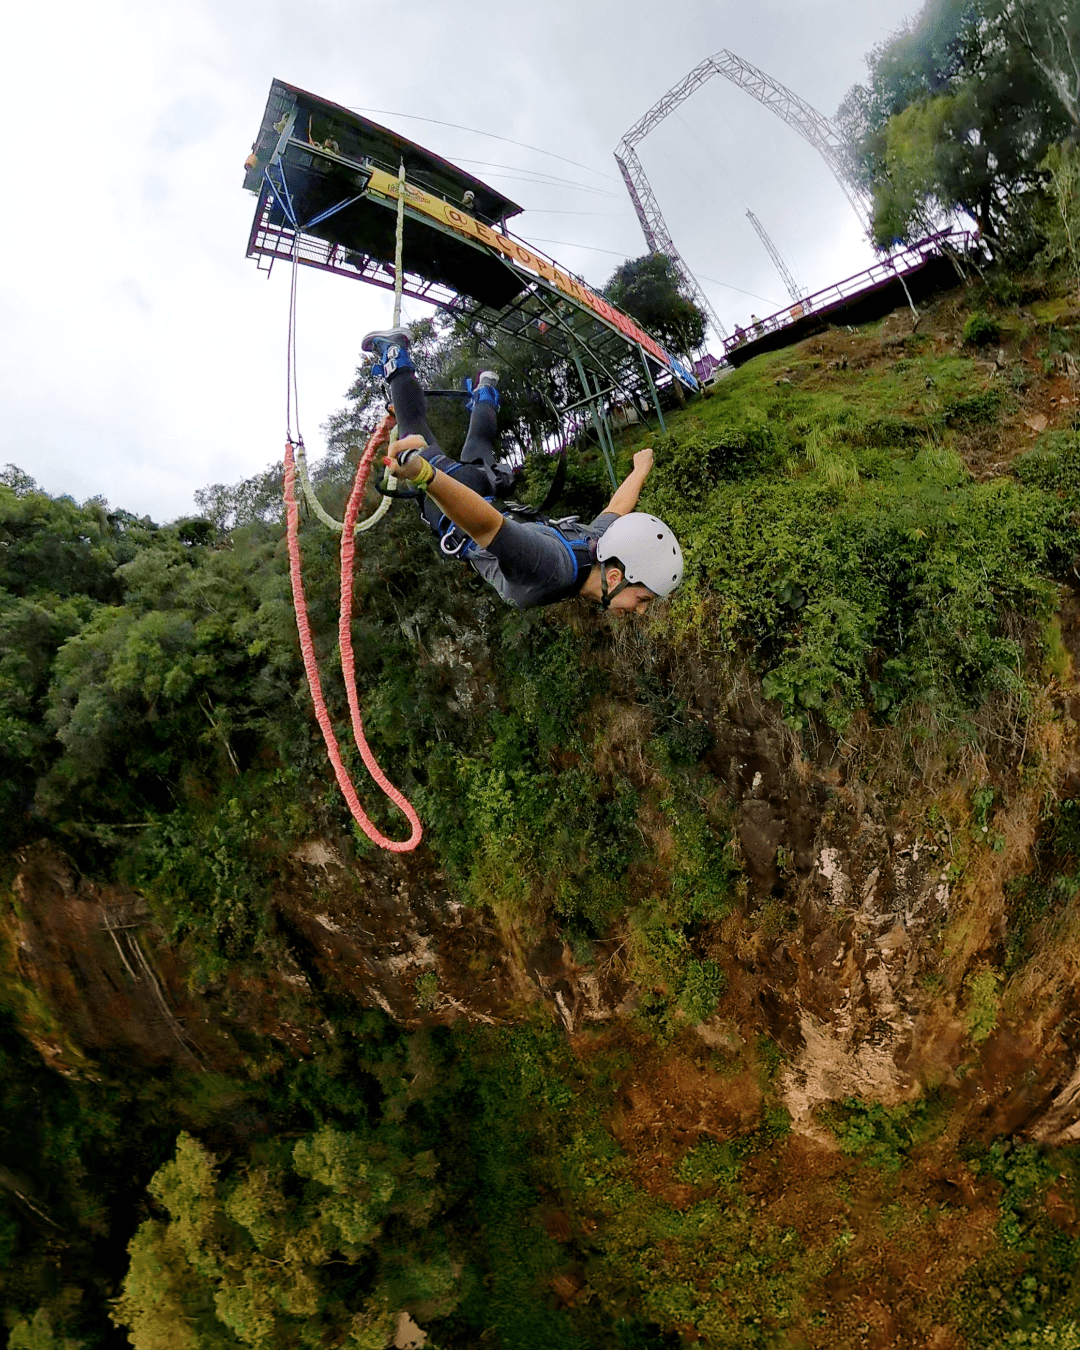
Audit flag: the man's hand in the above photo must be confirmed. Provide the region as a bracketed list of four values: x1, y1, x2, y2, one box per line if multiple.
[383, 434, 428, 481]
[603, 446, 656, 517]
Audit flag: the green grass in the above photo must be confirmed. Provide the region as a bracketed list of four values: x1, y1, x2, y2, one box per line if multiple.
[610, 338, 1079, 736]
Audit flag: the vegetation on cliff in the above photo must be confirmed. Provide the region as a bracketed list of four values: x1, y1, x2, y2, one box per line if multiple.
[5, 30, 1080, 1342]
[3, 265, 1080, 1346]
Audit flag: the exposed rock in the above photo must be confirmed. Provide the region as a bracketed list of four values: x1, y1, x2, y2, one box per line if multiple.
[393, 1312, 427, 1350]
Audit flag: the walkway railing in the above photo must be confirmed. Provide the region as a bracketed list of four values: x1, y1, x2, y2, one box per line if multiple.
[722, 228, 981, 359]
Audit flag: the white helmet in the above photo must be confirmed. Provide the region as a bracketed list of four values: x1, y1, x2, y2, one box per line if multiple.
[596, 513, 684, 599]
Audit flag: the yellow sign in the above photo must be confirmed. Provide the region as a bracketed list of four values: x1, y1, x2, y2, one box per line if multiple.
[366, 167, 674, 372]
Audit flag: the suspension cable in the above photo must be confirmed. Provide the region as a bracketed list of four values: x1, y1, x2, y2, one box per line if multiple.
[289, 160, 409, 533]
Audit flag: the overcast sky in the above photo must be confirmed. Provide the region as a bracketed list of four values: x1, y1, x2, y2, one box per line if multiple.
[0, 0, 919, 523]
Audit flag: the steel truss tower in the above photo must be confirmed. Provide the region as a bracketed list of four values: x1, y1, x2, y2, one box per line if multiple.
[746, 210, 803, 304]
[615, 51, 874, 341]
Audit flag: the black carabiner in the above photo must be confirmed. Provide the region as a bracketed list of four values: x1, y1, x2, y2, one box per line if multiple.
[374, 469, 422, 500]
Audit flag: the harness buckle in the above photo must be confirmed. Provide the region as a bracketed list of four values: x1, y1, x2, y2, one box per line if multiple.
[440, 529, 472, 558]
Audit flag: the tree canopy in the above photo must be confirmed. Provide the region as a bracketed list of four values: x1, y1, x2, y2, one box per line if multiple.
[836, 0, 1080, 249]
[602, 254, 707, 359]
[113, 1130, 453, 1350]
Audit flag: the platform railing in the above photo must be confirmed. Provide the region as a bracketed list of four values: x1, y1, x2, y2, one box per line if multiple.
[721, 228, 981, 359]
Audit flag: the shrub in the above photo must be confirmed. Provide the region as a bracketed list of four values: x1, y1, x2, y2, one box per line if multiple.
[677, 960, 727, 1024]
[1016, 433, 1080, 498]
[964, 969, 1003, 1044]
[963, 312, 1002, 346]
[822, 1097, 932, 1173]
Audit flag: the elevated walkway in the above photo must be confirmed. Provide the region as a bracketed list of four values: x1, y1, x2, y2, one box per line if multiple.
[723, 229, 982, 366]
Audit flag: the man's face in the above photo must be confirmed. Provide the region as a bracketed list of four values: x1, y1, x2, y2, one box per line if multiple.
[606, 582, 656, 614]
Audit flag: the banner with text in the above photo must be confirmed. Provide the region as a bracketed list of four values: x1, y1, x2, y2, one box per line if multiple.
[366, 167, 697, 390]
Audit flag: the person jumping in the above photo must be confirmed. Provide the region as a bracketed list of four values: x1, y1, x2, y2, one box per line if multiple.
[361, 328, 684, 613]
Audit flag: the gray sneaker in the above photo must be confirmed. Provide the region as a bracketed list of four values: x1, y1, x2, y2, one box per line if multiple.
[361, 327, 410, 354]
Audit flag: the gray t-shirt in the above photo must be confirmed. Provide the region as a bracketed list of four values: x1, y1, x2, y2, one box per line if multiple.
[468, 512, 619, 609]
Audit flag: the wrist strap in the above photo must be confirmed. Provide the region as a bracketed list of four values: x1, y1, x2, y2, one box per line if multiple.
[411, 457, 436, 490]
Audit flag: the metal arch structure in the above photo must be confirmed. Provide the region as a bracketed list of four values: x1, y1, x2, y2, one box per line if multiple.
[613, 144, 728, 340]
[746, 210, 803, 304]
[614, 50, 875, 341]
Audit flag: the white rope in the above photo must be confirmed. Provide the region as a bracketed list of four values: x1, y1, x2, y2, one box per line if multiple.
[295, 440, 400, 534]
[294, 159, 409, 533]
[393, 159, 406, 326]
[295, 443, 344, 531]
[350, 158, 408, 532]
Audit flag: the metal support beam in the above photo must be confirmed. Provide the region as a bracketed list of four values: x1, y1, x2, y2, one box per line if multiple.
[528, 287, 643, 422]
[250, 160, 684, 453]
[614, 142, 727, 342]
[614, 49, 876, 346]
[638, 347, 667, 434]
[593, 388, 620, 484]
[746, 210, 803, 304]
[569, 343, 618, 489]
[561, 386, 619, 415]
[617, 51, 872, 235]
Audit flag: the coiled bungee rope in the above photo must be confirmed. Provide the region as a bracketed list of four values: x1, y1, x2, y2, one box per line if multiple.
[283, 412, 423, 853]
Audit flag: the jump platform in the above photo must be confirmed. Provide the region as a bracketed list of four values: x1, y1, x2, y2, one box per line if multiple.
[243, 80, 697, 482]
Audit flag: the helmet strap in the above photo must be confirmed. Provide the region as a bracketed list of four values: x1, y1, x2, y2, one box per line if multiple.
[600, 565, 631, 610]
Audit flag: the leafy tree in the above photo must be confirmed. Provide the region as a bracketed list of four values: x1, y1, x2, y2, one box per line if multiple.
[869, 95, 957, 245]
[2, 464, 40, 496]
[1006, 0, 1080, 129]
[603, 254, 707, 362]
[1040, 139, 1080, 293]
[836, 0, 1077, 248]
[36, 529, 295, 834]
[113, 1130, 455, 1350]
[0, 1000, 189, 1350]
[193, 466, 283, 535]
[8, 1309, 86, 1350]
[0, 480, 164, 848]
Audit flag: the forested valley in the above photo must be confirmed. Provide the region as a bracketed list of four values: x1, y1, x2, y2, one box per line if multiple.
[5, 1, 1080, 1346]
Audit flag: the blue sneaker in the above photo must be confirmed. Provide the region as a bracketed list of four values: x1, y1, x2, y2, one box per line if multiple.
[465, 369, 499, 411]
[361, 327, 414, 380]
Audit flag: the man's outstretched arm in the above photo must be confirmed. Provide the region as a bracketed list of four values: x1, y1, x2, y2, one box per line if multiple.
[386, 436, 505, 548]
[604, 448, 654, 517]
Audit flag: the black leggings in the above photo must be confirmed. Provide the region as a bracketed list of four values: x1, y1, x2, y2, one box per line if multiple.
[388, 368, 499, 498]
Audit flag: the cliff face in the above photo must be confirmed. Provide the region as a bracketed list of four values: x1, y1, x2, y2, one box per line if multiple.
[11, 590, 1078, 1146]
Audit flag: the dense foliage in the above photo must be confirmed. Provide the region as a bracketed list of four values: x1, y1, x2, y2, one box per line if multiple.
[836, 0, 1080, 248]
[5, 257, 1080, 1347]
[649, 339, 1079, 736]
[602, 254, 708, 361]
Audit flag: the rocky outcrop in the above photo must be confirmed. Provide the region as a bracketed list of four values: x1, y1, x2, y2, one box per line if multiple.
[3, 836, 638, 1074]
